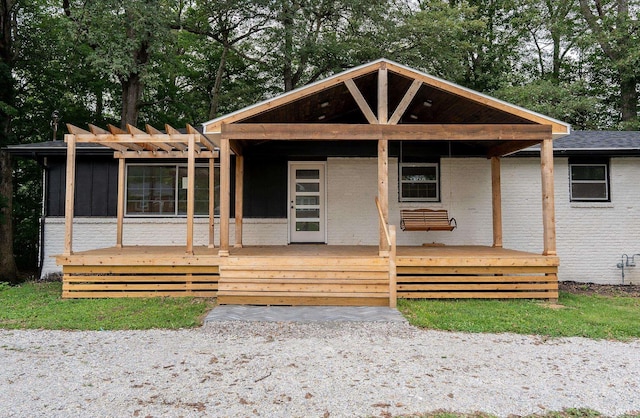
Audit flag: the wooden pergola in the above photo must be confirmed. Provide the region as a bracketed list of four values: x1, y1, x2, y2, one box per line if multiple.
[63, 123, 219, 255]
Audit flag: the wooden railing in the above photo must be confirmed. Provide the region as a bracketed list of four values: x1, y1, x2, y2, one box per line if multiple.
[375, 197, 397, 308]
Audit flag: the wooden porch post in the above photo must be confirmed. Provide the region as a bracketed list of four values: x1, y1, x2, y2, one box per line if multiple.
[234, 154, 244, 248]
[63, 134, 76, 255]
[491, 156, 503, 248]
[186, 134, 195, 255]
[219, 136, 230, 256]
[541, 138, 556, 256]
[116, 157, 125, 248]
[378, 63, 389, 255]
[378, 140, 389, 255]
[208, 157, 215, 248]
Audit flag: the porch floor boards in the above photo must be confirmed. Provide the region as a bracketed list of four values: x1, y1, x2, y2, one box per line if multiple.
[57, 245, 559, 302]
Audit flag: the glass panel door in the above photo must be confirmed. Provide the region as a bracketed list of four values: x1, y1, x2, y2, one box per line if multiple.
[289, 163, 325, 243]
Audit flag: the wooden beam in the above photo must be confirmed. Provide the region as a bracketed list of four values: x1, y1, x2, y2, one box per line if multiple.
[487, 140, 541, 157]
[164, 125, 188, 151]
[127, 124, 160, 153]
[186, 134, 195, 255]
[491, 156, 502, 248]
[107, 124, 144, 152]
[208, 158, 215, 248]
[389, 225, 397, 308]
[221, 123, 553, 141]
[67, 124, 128, 153]
[145, 124, 175, 152]
[187, 124, 218, 151]
[344, 79, 378, 124]
[219, 137, 230, 256]
[540, 139, 556, 256]
[116, 158, 125, 248]
[378, 63, 388, 124]
[234, 155, 244, 248]
[63, 134, 76, 255]
[230, 139, 243, 156]
[378, 139, 389, 254]
[114, 150, 217, 159]
[388, 79, 422, 125]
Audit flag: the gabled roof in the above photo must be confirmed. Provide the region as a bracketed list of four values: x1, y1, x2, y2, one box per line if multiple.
[203, 58, 570, 139]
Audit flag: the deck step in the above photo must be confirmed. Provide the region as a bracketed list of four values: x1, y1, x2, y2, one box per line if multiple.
[217, 256, 390, 306]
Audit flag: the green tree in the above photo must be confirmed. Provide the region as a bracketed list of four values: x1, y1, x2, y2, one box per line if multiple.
[0, 0, 18, 283]
[579, 0, 640, 127]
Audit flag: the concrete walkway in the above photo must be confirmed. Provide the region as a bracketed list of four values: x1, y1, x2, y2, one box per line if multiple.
[204, 305, 407, 323]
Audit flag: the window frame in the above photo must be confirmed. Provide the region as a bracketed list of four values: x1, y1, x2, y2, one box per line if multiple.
[125, 162, 218, 217]
[569, 161, 610, 202]
[398, 162, 440, 202]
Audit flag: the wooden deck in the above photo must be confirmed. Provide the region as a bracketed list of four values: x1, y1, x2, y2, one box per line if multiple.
[57, 245, 559, 303]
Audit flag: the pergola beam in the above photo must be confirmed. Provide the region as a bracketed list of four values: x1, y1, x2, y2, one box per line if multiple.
[220, 123, 553, 142]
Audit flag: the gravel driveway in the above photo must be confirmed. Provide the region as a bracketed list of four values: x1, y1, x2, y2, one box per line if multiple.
[1, 322, 639, 417]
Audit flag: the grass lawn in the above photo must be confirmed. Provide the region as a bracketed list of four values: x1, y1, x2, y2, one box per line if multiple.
[398, 291, 640, 341]
[0, 281, 215, 330]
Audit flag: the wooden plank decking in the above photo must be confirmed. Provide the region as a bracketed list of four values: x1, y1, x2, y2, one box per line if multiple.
[57, 245, 559, 302]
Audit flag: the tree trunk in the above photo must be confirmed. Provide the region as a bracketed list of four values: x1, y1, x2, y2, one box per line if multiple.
[208, 46, 229, 120]
[281, 3, 295, 92]
[0, 0, 18, 282]
[619, 71, 638, 123]
[0, 150, 17, 283]
[120, 72, 143, 128]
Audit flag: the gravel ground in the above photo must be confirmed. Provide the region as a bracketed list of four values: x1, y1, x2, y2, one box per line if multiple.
[1, 322, 639, 418]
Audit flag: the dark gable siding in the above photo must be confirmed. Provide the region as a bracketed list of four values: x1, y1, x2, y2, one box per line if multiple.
[46, 156, 118, 217]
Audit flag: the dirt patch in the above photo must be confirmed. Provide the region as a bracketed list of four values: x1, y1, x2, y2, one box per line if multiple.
[560, 280, 640, 297]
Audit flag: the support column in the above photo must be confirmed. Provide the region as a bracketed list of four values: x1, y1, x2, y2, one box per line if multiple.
[116, 157, 125, 248]
[378, 139, 389, 254]
[208, 157, 215, 248]
[541, 138, 556, 256]
[63, 134, 76, 255]
[186, 134, 195, 255]
[378, 63, 389, 255]
[491, 156, 503, 248]
[234, 154, 244, 248]
[219, 137, 230, 256]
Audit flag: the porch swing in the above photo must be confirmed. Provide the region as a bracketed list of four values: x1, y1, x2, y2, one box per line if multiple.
[399, 141, 457, 232]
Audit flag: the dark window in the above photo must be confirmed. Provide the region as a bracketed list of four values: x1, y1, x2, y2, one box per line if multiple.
[569, 160, 609, 201]
[399, 163, 439, 202]
[126, 164, 220, 216]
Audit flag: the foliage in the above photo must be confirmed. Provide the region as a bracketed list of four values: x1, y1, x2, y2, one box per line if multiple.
[398, 292, 640, 341]
[0, 282, 215, 330]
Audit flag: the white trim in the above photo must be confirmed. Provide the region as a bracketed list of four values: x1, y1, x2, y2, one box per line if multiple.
[399, 162, 440, 202]
[287, 161, 327, 243]
[569, 162, 609, 202]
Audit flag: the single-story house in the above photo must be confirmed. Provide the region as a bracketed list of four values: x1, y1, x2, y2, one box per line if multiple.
[8, 59, 639, 304]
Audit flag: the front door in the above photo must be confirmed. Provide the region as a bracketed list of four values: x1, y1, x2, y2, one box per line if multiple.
[289, 162, 326, 243]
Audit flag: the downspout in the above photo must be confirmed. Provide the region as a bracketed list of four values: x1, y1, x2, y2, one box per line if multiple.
[37, 156, 47, 280]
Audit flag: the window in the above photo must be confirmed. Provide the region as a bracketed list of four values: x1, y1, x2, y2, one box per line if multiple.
[569, 161, 609, 201]
[126, 164, 219, 216]
[399, 163, 439, 201]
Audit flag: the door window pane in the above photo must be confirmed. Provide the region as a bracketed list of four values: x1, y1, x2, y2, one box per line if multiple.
[296, 182, 320, 193]
[296, 196, 319, 206]
[296, 169, 319, 179]
[296, 209, 320, 219]
[296, 222, 320, 231]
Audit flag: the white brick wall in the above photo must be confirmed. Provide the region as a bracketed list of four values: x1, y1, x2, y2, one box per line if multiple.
[44, 156, 640, 284]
